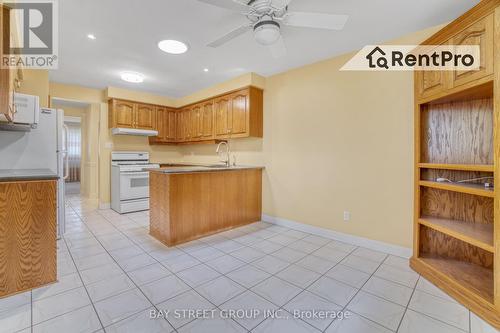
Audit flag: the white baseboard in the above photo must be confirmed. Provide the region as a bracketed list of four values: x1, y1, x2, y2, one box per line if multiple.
[99, 203, 111, 210]
[262, 214, 412, 259]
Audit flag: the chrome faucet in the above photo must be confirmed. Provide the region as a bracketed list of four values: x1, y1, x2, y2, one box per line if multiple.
[216, 141, 230, 167]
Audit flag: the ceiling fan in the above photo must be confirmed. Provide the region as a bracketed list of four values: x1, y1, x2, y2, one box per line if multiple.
[198, 0, 349, 58]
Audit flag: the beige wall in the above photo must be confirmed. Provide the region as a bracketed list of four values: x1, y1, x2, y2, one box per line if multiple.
[45, 24, 444, 248]
[178, 25, 443, 249]
[19, 70, 49, 107]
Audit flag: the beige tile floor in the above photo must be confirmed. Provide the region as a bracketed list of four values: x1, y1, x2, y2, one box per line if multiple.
[0, 194, 498, 333]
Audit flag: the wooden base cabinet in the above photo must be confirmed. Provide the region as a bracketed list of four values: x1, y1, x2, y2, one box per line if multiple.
[412, 0, 500, 328]
[150, 169, 262, 246]
[0, 180, 57, 298]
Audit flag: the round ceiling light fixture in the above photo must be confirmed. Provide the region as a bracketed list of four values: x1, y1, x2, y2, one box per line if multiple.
[158, 39, 189, 54]
[87, 34, 96, 40]
[253, 20, 280, 46]
[120, 71, 144, 83]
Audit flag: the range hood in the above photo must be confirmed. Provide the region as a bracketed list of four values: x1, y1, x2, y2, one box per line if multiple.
[111, 128, 158, 136]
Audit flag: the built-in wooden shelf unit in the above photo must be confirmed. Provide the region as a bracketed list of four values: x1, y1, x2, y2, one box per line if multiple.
[411, 0, 500, 328]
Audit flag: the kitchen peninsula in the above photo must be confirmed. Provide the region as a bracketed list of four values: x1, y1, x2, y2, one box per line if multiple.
[149, 166, 263, 246]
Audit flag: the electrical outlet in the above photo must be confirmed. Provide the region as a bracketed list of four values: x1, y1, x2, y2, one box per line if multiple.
[343, 211, 350, 222]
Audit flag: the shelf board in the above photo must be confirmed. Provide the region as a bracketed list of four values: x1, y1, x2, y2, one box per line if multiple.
[418, 163, 494, 172]
[416, 255, 494, 304]
[419, 180, 494, 198]
[419, 217, 494, 253]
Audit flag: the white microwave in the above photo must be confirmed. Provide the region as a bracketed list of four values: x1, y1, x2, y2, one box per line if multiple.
[13, 93, 40, 128]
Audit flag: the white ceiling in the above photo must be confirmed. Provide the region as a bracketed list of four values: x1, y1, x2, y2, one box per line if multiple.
[50, 0, 480, 98]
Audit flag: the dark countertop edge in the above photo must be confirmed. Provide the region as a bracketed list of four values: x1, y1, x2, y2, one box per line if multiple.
[149, 166, 265, 175]
[0, 169, 59, 182]
[0, 175, 59, 182]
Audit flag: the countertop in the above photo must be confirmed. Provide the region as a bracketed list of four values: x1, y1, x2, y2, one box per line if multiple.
[149, 164, 264, 174]
[0, 168, 59, 182]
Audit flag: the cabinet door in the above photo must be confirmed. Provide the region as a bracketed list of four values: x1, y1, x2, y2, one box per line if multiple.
[416, 70, 448, 100]
[201, 101, 214, 140]
[135, 104, 156, 130]
[229, 90, 249, 136]
[215, 96, 230, 138]
[165, 109, 177, 142]
[177, 108, 191, 142]
[154, 107, 167, 142]
[176, 110, 184, 142]
[191, 104, 202, 140]
[111, 100, 135, 128]
[414, 44, 449, 100]
[451, 14, 493, 88]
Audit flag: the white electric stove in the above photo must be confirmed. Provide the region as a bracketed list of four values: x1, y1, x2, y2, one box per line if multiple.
[111, 151, 160, 213]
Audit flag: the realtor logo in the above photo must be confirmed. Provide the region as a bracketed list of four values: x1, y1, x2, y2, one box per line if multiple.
[1, 0, 58, 69]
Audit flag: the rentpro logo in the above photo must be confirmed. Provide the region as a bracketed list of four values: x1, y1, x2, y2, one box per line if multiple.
[341, 45, 480, 71]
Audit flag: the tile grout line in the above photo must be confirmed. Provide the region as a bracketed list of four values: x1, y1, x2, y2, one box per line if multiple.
[75, 203, 250, 332]
[321, 254, 392, 332]
[61, 205, 107, 332]
[394, 275, 420, 333]
[68, 202, 180, 332]
[74, 207, 396, 333]
[63, 197, 461, 333]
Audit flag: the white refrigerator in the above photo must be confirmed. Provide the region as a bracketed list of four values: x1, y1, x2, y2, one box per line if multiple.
[0, 108, 67, 237]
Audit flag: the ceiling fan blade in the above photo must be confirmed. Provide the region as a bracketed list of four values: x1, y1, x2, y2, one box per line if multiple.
[284, 12, 349, 30]
[207, 24, 252, 47]
[196, 0, 250, 12]
[268, 36, 287, 58]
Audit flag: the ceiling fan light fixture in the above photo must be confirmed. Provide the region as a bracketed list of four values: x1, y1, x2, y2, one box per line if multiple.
[253, 20, 281, 46]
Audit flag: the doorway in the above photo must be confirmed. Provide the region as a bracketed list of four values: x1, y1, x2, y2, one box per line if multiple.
[51, 97, 99, 200]
[64, 117, 82, 195]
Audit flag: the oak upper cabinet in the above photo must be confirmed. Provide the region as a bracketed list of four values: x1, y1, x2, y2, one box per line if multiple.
[190, 103, 202, 141]
[135, 103, 156, 130]
[109, 99, 135, 128]
[200, 100, 215, 140]
[415, 45, 449, 100]
[214, 95, 230, 138]
[215, 87, 263, 139]
[108, 99, 156, 130]
[451, 14, 494, 88]
[150, 107, 177, 144]
[165, 109, 177, 142]
[150, 107, 166, 143]
[176, 108, 192, 142]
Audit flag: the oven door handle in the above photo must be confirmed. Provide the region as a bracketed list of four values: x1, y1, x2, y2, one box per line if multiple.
[120, 171, 150, 176]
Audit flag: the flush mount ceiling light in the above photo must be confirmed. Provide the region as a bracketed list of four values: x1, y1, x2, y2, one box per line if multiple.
[87, 34, 96, 40]
[158, 39, 189, 54]
[120, 71, 144, 83]
[203, 68, 209, 72]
